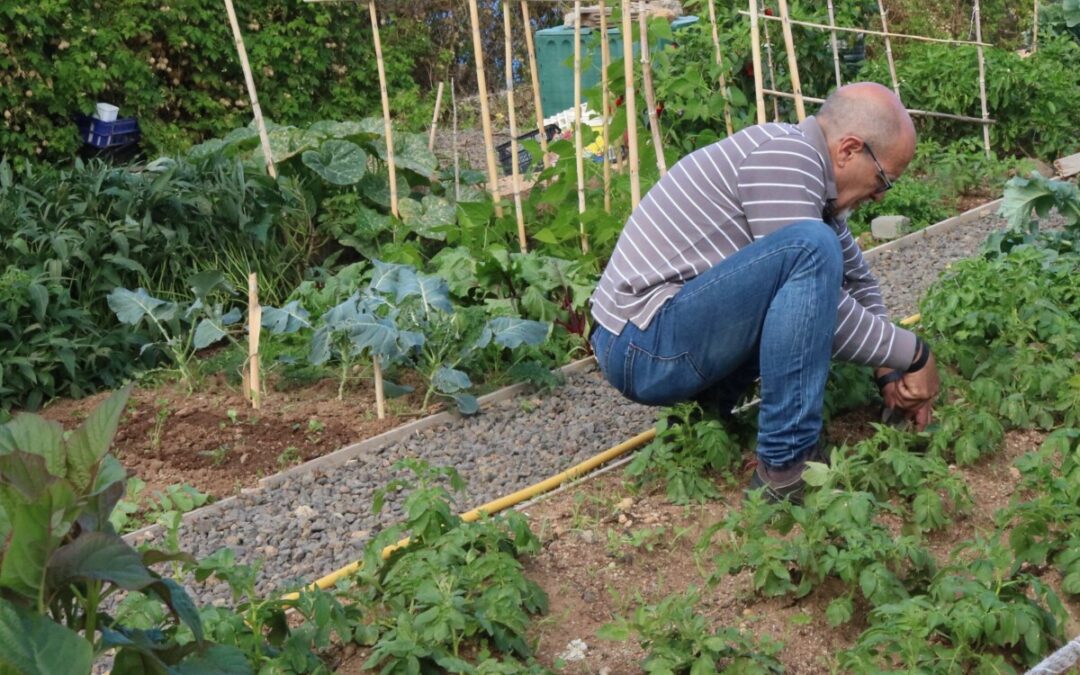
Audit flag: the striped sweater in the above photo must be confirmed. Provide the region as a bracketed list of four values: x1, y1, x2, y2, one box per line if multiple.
[590, 116, 917, 371]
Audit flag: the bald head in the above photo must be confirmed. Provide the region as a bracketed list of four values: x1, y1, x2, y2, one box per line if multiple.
[816, 82, 915, 159]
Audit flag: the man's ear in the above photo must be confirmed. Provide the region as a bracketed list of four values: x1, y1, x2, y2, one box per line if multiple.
[833, 135, 864, 169]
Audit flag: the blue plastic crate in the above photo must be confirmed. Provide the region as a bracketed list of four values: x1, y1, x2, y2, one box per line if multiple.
[76, 115, 141, 149]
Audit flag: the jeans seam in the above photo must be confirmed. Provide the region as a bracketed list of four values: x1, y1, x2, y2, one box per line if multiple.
[673, 243, 819, 307]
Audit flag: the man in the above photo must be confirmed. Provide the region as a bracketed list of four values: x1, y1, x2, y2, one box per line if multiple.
[589, 82, 940, 503]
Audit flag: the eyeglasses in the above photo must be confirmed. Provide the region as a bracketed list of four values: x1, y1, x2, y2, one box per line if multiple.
[863, 141, 894, 194]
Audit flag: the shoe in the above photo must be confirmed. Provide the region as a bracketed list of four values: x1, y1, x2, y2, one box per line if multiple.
[746, 437, 830, 505]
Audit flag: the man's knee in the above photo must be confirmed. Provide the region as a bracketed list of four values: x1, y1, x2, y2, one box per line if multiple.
[786, 220, 843, 279]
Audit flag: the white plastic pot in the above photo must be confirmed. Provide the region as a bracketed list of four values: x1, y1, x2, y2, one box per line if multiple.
[94, 102, 119, 122]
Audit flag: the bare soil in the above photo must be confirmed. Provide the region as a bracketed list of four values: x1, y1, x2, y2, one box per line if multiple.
[39, 373, 431, 503]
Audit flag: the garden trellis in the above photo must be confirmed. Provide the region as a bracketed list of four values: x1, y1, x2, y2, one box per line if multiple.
[742, 0, 997, 156]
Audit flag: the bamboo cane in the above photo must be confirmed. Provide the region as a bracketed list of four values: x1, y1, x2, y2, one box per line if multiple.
[1032, 0, 1039, 52]
[599, 0, 613, 212]
[574, 0, 589, 253]
[622, 0, 641, 207]
[638, 6, 666, 174]
[706, 0, 734, 135]
[776, 0, 805, 121]
[521, 1, 551, 167]
[369, 0, 398, 218]
[504, 0, 528, 253]
[748, 0, 766, 124]
[826, 0, 843, 87]
[247, 273, 262, 409]
[451, 78, 461, 201]
[877, 0, 901, 98]
[974, 0, 991, 158]
[427, 82, 444, 152]
[223, 0, 276, 178]
[372, 356, 385, 419]
[466, 0, 504, 215]
[741, 12, 991, 47]
[759, 87, 997, 124]
[760, 1, 781, 121]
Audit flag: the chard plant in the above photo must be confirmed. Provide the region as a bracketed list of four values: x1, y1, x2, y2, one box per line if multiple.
[0, 386, 249, 674]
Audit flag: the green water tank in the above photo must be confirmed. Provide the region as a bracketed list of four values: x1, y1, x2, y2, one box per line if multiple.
[534, 15, 699, 119]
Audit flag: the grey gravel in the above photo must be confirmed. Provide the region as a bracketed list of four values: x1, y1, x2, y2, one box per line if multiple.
[154, 208, 1040, 605]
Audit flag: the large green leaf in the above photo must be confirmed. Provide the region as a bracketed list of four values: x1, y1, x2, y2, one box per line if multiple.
[394, 272, 452, 315]
[398, 196, 455, 241]
[0, 482, 78, 600]
[376, 132, 437, 178]
[192, 319, 228, 350]
[107, 288, 176, 326]
[429, 247, 479, 298]
[0, 597, 93, 675]
[486, 318, 550, 349]
[147, 577, 204, 644]
[261, 301, 311, 334]
[308, 120, 374, 139]
[432, 367, 471, 394]
[266, 126, 323, 163]
[302, 139, 368, 186]
[0, 415, 65, 478]
[47, 531, 154, 591]
[64, 385, 131, 491]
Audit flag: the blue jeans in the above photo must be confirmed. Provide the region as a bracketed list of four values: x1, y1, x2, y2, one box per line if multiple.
[591, 220, 842, 469]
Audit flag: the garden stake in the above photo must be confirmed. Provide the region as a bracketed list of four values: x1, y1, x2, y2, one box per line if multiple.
[777, 0, 806, 121]
[639, 5, 667, 175]
[467, 0, 504, 216]
[826, 0, 843, 87]
[427, 81, 444, 152]
[760, 0, 781, 121]
[759, 88, 995, 125]
[521, 1, 551, 167]
[368, 0, 398, 219]
[706, 0, 734, 136]
[452, 77, 461, 201]
[247, 273, 262, 409]
[621, 0, 641, 208]
[222, 0, 276, 178]
[1032, 0, 1039, 52]
[974, 0, 992, 158]
[748, 0, 767, 124]
[504, 0, 528, 253]
[372, 355, 385, 419]
[574, 0, 590, 253]
[877, 0, 901, 98]
[744, 12, 992, 48]
[599, 0, 613, 212]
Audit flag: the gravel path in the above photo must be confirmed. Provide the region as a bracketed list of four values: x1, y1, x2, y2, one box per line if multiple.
[155, 207, 1034, 604]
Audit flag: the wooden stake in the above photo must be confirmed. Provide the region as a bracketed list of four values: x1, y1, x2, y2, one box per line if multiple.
[223, 0, 276, 178]
[369, 0, 398, 218]
[759, 87, 997, 124]
[639, 6, 666, 174]
[247, 273, 262, 409]
[744, 12, 991, 47]
[826, 0, 843, 87]
[706, 0, 734, 135]
[467, 0, 504, 216]
[504, 0, 528, 253]
[776, 0, 805, 121]
[372, 355, 385, 419]
[622, 0, 641, 207]
[599, 0, 613, 212]
[974, 0, 992, 158]
[748, 0, 767, 124]
[877, 0, 901, 98]
[760, 1, 781, 121]
[521, 1, 552, 167]
[451, 78, 461, 201]
[1032, 0, 1039, 52]
[573, 0, 589, 253]
[427, 82, 444, 152]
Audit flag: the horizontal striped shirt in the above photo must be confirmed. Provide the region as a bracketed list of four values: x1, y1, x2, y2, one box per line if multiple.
[590, 117, 917, 371]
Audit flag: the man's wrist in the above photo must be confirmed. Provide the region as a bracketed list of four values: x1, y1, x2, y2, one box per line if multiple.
[906, 337, 931, 374]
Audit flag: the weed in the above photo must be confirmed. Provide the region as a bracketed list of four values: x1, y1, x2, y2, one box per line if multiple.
[199, 444, 231, 467]
[276, 446, 302, 468]
[149, 397, 171, 451]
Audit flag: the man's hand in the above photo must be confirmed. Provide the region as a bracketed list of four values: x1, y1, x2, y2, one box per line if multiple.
[874, 349, 940, 432]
